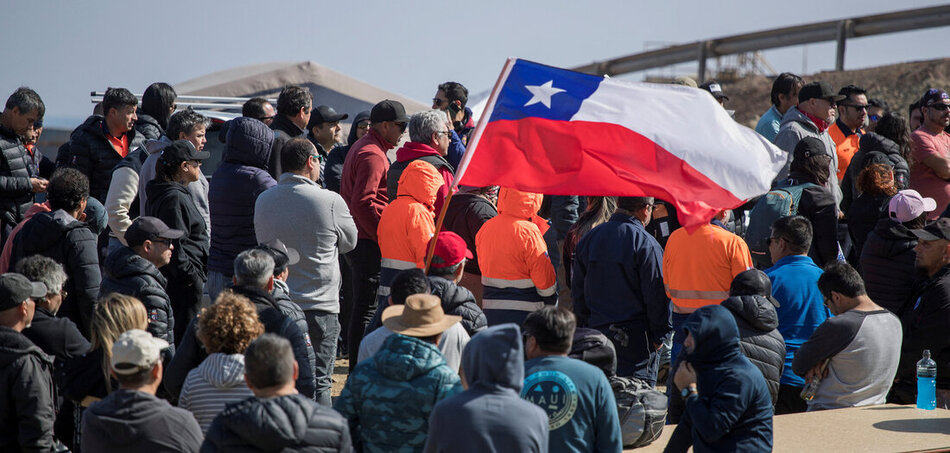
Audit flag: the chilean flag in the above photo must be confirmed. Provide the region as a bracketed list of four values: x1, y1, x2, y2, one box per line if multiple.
[454, 58, 786, 230]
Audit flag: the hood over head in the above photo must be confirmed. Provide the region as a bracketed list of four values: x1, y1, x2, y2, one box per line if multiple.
[719, 295, 780, 333]
[682, 305, 742, 369]
[224, 116, 275, 169]
[198, 353, 248, 388]
[461, 323, 524, 392]
[396, 160, 442, 209]
[347, 111, 371, 145]
[497, 187, 543, 219]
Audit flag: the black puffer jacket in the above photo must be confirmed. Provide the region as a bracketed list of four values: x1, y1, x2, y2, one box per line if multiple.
[785, 175, 839, 267]
[11, 209, 100, 335]
[0, 123, 36, 226]
[56, 115, 146, 202]
[428, 275, 487, 336]
[145, 179, 209, 282]
[100, 246, 175, 348]
[134, 113, 164, 141]
[720, 295, 785, 403]
[202, 393, 352, 453]
[273, 279, 316, 378]
[268, 114, 306, 180]
[860, 218, 917, 316]
[846, 192, 891, 261]
[841, 132, 910, 213]
[0, 326, 55, 453]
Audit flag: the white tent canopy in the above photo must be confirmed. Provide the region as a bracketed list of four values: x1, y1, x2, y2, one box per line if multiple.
[174, 61, 429, 120]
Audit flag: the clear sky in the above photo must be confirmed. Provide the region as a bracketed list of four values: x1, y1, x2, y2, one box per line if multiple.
[2, 0, 948, 128]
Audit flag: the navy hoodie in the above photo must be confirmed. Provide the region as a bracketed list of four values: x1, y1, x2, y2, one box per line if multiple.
[424, 324, 548, 453]
[664, 305, 773, 453]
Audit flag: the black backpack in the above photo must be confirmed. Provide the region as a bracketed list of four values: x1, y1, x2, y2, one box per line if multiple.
[569, 328, 667, 448]
[744, 179, 817, 268]
[610, 376, 668, 448]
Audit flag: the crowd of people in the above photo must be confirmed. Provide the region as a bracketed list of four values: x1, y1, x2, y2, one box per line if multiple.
[0, 70, 949, 452]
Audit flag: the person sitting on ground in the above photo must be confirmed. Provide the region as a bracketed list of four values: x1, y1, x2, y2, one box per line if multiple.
[522, 307, 622, 453]
[664, 305, 773, 453]
[179, 292, 263, 433]
[81, 329, 202, 453]
[424, 323, 549, 453]
[336, 293, 463, 452]
[359, 268, 470, 372]
[426, 231, 487, 336]
[792, 262, 901, 411]
[202, 334, 352, 452]
[62, 293, 147, 446]
[0, 273, 56, 452]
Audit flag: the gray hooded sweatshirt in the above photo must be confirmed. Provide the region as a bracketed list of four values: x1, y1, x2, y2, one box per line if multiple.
[424, 324, 549, 453]
[773, 106, 843, 205]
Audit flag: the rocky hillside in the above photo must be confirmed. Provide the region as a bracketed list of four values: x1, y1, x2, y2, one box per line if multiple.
[725, 58, 950, 128]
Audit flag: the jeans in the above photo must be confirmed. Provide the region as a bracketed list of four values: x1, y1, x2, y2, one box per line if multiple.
[345, 239, 380, 367]
[305, 310, 340, 406]
[205, 270, 229, 304]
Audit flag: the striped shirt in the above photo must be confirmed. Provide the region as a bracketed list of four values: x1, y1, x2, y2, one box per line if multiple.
[178, 353, 254, 433]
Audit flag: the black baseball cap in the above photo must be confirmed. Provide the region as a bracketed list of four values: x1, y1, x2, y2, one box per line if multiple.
[730, 269, 780, 307]
[370, 100, 408, 123]
[256, 238, 300, 267]
[0, 273, 47, 311]
[920, 88, 950, 107]
[793, 136, 828, 160]
[911, 217, 950, 241]
[309, 105, 348, 127]
[125, 216, 185, 248]
[160, 140, 210, 162]
[798, 81, 846, 103]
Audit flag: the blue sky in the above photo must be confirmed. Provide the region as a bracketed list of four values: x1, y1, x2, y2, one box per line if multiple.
[2, 0, 948, 128]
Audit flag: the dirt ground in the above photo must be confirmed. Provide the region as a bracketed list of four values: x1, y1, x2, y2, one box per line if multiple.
[332, 358, 349, 399]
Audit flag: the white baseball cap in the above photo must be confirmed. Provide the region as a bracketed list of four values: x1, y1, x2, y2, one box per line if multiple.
[111, 329, 169, 375]
[888, 190, 937, 223]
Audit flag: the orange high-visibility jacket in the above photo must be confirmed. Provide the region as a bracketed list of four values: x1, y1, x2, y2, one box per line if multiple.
[376, 160, 440, 302]
[662, 222, 752, 312]
[829, 121, 861, 182]
[476, 188, 557, 325]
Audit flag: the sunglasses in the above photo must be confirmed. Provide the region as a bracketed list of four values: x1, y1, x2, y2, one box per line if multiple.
[869, 114, 881, 122]
[152, 238, 174, 247]
[841, 104, 869, 111]
[767, 236, 784, 247]
[394, 121, 408, 132]
[928, 104, 950, 111]
[432, 98, 448, 106]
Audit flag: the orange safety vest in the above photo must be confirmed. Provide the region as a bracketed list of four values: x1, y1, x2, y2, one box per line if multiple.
[829, 122, 861, 182]
[662, 223, 752, 312]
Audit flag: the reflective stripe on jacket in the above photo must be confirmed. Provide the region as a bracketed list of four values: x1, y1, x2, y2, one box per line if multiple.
[662, 222, 752, 312]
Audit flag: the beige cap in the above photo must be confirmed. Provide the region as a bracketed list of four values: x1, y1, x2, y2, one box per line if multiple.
[111, 329, 169, 375]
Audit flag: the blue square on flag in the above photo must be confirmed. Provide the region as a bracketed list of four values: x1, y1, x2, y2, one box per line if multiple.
[490, 60, 601, 123]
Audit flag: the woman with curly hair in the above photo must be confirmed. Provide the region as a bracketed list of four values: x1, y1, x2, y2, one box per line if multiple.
[848, 163, 898, 259]
[178, 292, 264, 433]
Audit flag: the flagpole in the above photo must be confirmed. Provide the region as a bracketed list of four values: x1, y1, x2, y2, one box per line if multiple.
[424, 57, 517, 272]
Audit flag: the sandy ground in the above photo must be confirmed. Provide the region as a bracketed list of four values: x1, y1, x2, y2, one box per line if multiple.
[332, 358, 349, 400]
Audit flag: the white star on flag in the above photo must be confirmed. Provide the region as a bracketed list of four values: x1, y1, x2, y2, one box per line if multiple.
[524, 80, 565, 108]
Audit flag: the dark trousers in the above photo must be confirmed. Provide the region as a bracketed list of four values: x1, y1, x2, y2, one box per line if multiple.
[345, 239, 380, 369]
[601, 324, 659, 386]
[166, 269, 206, 346]
[305, 310, 340, 406]
[775, 383, 807, 414]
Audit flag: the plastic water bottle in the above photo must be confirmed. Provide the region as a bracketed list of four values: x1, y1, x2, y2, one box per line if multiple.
[917, 349, 937, 410]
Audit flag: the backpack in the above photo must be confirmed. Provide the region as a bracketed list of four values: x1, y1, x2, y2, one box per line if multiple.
[744, 180, 817, 268]
[568, 328, 617, 376]
[609, 376, 667, 448]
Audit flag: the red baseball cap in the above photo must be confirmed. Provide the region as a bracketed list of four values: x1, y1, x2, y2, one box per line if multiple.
[430, 231, 473, 269]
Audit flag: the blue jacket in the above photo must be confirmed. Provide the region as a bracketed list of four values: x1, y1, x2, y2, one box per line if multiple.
[445, 107, 474, 169]
[335, 333, 462, 452]
[754, 105, 782, 143]
[208, 117, 276, 275]
[425, 324, 548, 453]
[765, 255, 829, 386]
[665, 305, 773, 453]
[572, 213, 672, 345]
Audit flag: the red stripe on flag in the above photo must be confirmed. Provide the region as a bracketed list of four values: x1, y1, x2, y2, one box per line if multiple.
[457, 118, 744, 230]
